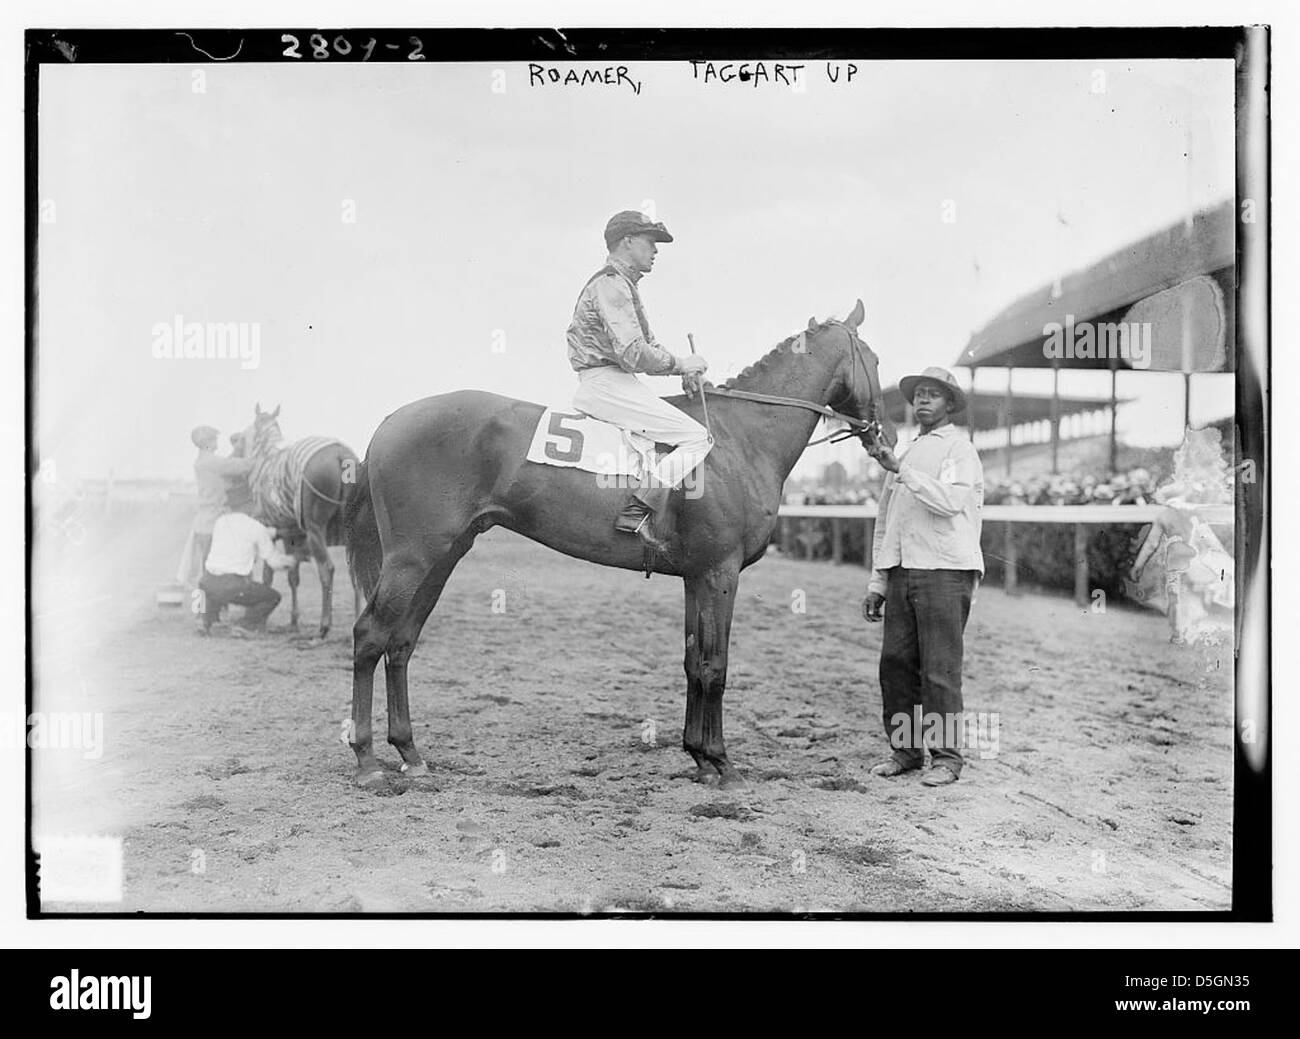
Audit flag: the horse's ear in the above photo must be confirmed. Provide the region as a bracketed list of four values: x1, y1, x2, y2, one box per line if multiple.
[255, 402, 262, 417]
[846, 299, 865, 329]
[271, 404, 281, 420]
[807, 316, 818, 332]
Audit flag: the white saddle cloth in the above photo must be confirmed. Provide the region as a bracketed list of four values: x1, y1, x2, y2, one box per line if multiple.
[525, 407, 664, 479]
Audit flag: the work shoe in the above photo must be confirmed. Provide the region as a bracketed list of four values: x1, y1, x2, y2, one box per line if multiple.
[921, 765, 960, 787]
[869, 759, 919, 778]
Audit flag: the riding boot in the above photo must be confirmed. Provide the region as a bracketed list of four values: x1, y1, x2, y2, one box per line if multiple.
[615, 482, 673, 549]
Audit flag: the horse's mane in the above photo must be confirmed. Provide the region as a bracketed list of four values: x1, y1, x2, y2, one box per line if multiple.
[721, 319, 835, 390]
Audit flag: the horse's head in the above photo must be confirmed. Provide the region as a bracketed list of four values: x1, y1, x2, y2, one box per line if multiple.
[809, 299, 897, 450]
[236, 402, 283, 459]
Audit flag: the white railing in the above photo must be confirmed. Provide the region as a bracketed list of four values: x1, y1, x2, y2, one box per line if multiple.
[775, 502, 1233, 603]
[779, 503, 1232, 524]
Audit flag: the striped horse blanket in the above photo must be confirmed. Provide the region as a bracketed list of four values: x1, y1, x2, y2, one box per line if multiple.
[249, 436, 344, 532]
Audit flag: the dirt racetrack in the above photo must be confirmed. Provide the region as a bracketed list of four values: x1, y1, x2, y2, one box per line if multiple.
[33, 502, 1234, 913]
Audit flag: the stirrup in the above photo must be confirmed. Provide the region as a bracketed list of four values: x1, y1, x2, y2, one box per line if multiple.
[622, 507, 668, 562]
[614, 503, 650, 535]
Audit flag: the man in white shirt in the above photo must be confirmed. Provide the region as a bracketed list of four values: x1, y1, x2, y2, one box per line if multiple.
[198, 485, 293, 636]
[863, 367, 984, 787]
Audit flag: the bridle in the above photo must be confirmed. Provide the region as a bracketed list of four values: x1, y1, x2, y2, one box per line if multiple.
[249, 417, 282, 458]
[704, 320, 887, 449]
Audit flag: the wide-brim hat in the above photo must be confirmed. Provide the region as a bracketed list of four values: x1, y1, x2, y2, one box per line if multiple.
[899, 366, 967, 417]
[604, 210, 674, 249]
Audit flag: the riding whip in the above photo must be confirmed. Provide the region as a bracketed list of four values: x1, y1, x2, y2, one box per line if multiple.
[687, 333, 714, 443]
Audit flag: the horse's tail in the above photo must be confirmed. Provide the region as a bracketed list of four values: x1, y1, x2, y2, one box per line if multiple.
[344, 460, 382, 602]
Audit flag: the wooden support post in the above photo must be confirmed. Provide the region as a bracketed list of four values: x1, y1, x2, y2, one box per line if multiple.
[1004, 366, 1014, 477]
[781, 516, 794, 556]
[1003, 521, 1018, 595]
[831, 517, 844, 564]
[1109, 364, 1119, 476]
[1074, 522, 1089, 607]
[1050, 365, 1061, 474]
[864, 518, 875, 571]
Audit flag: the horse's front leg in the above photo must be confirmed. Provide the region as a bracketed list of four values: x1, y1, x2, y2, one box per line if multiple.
[682, 558, 743, 787]
[681, 581, 708, 780]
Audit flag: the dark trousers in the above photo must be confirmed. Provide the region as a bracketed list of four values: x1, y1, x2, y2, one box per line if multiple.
[198, 572, 281, 631]
[879, 567, 977, 774]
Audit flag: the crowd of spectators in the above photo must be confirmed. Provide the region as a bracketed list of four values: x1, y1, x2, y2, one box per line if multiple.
[784, 486, 878, 507]
[783, 468, 1161, 508]
[983, 468, 1158, 506]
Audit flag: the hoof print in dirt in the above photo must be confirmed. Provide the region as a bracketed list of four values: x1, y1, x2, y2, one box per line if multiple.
[689, 802, 754, 822]
[355, 770, 411, 796]
[374, 777, 411, 797]
[816, 776, 870, 793]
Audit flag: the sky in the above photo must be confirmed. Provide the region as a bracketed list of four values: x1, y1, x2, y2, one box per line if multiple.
[35, 57, 1235, 481]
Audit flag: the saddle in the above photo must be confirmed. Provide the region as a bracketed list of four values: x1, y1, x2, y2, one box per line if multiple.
[525, 407, 683, 577]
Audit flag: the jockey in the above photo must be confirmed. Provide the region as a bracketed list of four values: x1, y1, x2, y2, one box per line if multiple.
[567, 210, 712, 547]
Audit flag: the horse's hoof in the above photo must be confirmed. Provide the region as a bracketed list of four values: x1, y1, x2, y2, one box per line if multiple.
[692, 766, 720, 786]
[355, 769, 387, 791]
[399, 760, 428, 778]
[717, 769, 748, 790]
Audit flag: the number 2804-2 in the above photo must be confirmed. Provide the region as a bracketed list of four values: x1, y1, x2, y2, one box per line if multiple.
[281, 34, 426, 61]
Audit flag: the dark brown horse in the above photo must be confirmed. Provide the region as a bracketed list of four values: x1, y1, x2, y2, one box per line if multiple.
[236, 404, 360, 641]
[344, 300, 894, 790]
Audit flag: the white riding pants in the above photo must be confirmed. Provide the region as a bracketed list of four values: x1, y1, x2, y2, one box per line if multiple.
[573, 366, 712, 489]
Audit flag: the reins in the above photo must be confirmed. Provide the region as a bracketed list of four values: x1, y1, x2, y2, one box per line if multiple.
[700, 322, 885, 448]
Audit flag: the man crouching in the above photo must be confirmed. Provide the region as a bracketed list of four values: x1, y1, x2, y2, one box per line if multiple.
[862, 367, 984, 787]
[198, 484, 294, 636]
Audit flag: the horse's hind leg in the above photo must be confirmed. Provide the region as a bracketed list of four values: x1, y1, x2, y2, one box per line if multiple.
[286, 559, 301, 630]
[384, 535, 476, 777]
[306, 526, 334, 640]
[350, 593, 387, 787]
[350, 557, 423, 787]
[349, 534, 473, 787]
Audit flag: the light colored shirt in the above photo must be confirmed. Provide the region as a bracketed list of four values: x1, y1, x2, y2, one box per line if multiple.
[868, 423, 985, 596]
[566, 255, 677, 375]
[193, 450, 253, 535]
[204, 512, 291, 577]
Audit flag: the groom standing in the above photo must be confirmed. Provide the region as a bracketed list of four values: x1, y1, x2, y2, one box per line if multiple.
[862, 367, 984, 787]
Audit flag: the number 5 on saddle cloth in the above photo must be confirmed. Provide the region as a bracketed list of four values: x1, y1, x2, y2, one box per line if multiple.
[525, 407, 687, 491]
